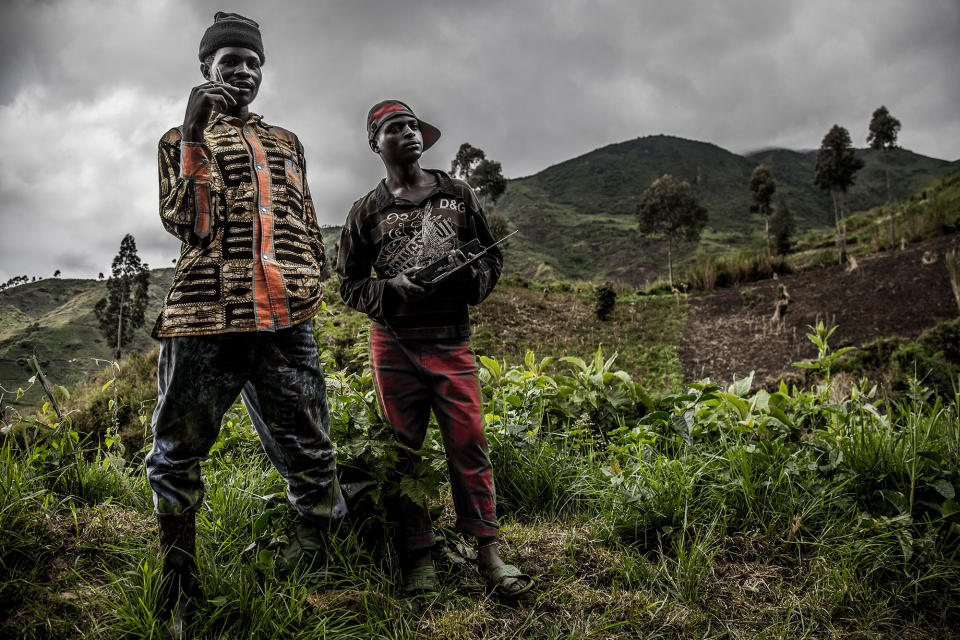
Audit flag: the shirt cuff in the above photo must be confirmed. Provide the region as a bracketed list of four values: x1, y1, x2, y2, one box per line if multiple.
[180, 143, 210, 181]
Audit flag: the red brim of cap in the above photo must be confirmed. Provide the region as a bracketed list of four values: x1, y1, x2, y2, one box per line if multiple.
[419, 119, 441, 151]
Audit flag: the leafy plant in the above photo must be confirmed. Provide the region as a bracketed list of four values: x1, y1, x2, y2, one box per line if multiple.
[792, 321, 855, 381]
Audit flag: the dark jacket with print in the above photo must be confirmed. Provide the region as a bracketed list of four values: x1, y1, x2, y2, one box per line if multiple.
[336, 170, 501, 340]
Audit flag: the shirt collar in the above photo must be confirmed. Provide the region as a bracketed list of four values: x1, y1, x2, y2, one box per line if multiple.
[370, 169, 458, 213]
[208, 111, 264, 129]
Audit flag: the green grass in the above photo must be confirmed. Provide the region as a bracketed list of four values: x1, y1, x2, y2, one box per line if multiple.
[791, 172, 960, 264]
[3, 323, 959, 638]
[470, 283, 686, 395]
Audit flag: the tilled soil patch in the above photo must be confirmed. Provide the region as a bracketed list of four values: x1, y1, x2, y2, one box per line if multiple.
[680, 234, 960, 387]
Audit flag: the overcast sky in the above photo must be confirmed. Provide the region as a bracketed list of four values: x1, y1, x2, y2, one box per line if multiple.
[1, 0, 957, 282]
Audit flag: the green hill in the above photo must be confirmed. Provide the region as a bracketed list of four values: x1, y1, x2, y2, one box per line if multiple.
[0, 269, 174, 409]
[493, 135, 959, 283]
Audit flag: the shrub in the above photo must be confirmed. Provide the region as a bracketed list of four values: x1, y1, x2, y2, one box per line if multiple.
[594, 282, 617, 320]
[69, 350, 159, 459]
[833, 319, 960, 398]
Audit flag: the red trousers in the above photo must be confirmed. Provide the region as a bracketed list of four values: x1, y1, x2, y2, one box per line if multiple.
[371, 326, 497, 551]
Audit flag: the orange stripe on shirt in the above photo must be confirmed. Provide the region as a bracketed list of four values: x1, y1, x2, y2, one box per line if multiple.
[243, 126, 291, 329]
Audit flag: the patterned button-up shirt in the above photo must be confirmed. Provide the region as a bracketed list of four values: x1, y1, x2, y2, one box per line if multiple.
[153, 112, 326, 338]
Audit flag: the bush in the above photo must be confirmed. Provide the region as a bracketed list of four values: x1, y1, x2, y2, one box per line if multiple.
[69, 350, 159, 459]
[833, 319, 960, 399]
[594, 282, 617, 320]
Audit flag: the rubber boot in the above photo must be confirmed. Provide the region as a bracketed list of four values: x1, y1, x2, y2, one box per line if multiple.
[157, 512, 203, 640]
[279, 514, 329, 573]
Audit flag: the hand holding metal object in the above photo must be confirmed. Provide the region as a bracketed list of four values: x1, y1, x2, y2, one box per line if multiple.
[183, 65, 239, 142]
[411, 230, 517, 286]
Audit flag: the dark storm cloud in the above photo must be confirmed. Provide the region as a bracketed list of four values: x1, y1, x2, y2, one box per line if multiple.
[1, 0, 957, 282]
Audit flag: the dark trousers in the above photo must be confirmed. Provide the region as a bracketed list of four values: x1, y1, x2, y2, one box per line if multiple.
[145, 322, 346, 521]
[371, 326, 497, 551]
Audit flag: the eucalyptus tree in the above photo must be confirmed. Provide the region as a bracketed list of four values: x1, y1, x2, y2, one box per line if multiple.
[749, 164, 777, 253]
[637, 174, 708, 288]
[867, 106, 901, 249]
[450, 142, 486, 181]
[451, 142, 507, 208]
[814, 125, 864, 264]
[94, 234, 150, 359]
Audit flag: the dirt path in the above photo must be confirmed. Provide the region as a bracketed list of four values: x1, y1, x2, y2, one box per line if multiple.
[679, 234, 960, 387]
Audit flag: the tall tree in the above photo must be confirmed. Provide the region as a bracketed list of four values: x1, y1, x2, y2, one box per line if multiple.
[749, 164, 777, 253]
[450, 142, 486, 181]
[94, 234, 150, 359]
[637, 174, 708, 288]
[470, 158, 507, 207]
[867, 105, 901, 250]
[451, 142, 508, 208]
[814, 125, 864, 264]
[771, 198, 795, 256]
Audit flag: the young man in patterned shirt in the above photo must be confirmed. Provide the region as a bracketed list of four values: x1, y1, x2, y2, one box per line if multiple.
[147, 12, 346, 635]
[337, 100, 533, 598]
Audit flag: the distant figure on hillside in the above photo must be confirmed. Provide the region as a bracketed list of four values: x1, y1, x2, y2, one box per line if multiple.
[337, 100, 533, 598]
[146, 12, 345, 637]
[771, 283, 790, 330]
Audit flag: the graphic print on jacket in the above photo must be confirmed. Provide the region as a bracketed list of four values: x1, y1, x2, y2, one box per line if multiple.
[376, 200, 458, 277]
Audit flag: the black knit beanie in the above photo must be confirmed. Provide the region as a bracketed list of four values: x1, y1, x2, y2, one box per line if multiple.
[198, 12, 265, 63]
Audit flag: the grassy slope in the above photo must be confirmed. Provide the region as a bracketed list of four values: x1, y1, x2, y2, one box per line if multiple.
[0, 270, 173, 409]
[470, 284, 686, 394]
[495, 135, 959, 284]
[791, 170, 960, 260]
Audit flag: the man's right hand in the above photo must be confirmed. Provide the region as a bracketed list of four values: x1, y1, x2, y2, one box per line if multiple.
[182, 81, 240, 142]
[385, 268, 432, 303]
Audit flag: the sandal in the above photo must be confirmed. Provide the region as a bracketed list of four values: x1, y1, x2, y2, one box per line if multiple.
[403, 564, 438, 596]
[482, 563, 535, 599]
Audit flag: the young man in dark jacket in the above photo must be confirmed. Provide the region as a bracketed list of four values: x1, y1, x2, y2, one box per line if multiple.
[337, 100, 532, 597]
[147, 12, 346, 636]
